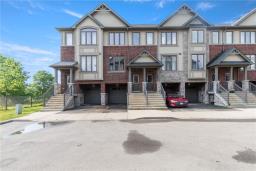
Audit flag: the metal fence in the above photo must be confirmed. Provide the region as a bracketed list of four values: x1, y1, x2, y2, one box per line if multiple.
[0, 96, 44, 110]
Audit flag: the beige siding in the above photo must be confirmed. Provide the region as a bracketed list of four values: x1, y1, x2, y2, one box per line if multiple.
[92, 11, 126, 27]
[162, 9, 194, 27]
[238, 12, 256, 26]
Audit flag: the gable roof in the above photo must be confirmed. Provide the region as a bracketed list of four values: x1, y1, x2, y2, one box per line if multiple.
[72, 3, 129, 28]
[233, 8, 256, 26]
[207, 48, 252, 68]
[127, 50, 162, 67]
[183, 15, 211, 27]
[159, 4, 196, 27]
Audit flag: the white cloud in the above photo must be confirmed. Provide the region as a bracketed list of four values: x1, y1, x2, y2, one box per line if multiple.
[155, 0, 175, 8]
[63, 9, 82, 18]
[196, 2, 215, 11]
[0, 41, 56, 56]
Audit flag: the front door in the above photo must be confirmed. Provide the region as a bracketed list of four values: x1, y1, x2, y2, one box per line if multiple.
[132, 74, 141, 92]
[147, 74, 155, 91]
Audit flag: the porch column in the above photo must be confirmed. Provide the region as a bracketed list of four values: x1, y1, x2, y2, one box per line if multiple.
[242, 67, 249, 91]
[228, 67, 234, 91]
[69, 68, 74, 95]
[179, 82, 185, 97]
[101, 83, 107, 105]
[54, 68, 58, 95]
[142, 68, 146, 92]
[128, 68, 132, 93]
[213, 67, 219, 93]
[156, 68, 161, 92]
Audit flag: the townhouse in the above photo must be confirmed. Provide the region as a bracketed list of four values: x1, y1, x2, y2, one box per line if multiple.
[48, 3, 256, 110]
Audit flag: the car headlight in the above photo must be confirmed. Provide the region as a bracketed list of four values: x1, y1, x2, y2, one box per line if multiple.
[170, 100, 178, 103]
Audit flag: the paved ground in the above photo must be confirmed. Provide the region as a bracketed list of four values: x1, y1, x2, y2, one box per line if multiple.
[1, 118, 256, 171]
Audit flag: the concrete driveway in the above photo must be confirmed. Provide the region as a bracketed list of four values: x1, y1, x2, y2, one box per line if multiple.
[1, 119, 256, 171]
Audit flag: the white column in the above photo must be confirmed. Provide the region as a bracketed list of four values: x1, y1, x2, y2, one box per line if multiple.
[128, 68, 132, 93]
[228, 66, 234, 91]
[54, 69, 58, 95]
[142, 68, 146, 92]
[213, 67, 219, 93]
[242, 67, 249, 91]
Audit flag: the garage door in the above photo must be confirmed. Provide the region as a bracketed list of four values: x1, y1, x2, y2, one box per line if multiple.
[108, 85, 127, 104]
[185, 88, 199, 103]
[84, 85, 101, 105]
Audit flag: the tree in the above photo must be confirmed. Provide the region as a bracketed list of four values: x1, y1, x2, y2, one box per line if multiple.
[29, 70, 54, 97]
[0, 55, 28, 96]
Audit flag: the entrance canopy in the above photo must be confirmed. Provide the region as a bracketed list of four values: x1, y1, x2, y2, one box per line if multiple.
[127, 50, 163, 68]
[207, 48, 252, 68]
[50, 61, 78, 69]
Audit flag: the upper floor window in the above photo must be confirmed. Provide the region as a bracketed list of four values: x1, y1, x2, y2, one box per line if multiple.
[80, 28, 97, 45]
[192, 54, 204, 70]
[132, 32, 140, 45]
[241, 32, 256, 44]
[225, 31, 233, 44]
[109, 56, 125, 71]
[246, 55, 256, 70]
[192, 30, 204, 43]
[161, 55, 177, 71]
[65, 32, 73, 46]
[212, 31, 219, 44]
[161, 32, 177, 45]
[146, 32, 154, 45]
[109, 32, 125, 45]
[81, 55, 97, 72]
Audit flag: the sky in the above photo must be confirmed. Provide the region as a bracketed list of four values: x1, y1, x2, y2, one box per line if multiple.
[0, 0, 256, 82]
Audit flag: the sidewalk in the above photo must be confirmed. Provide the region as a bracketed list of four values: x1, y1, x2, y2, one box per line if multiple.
[7, 107, 256, 123]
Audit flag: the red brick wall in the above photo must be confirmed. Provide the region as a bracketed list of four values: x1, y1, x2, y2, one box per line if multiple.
[61, 46, 75, 61]
[103, 46, 157, 83]
[209, 45, 256, 81]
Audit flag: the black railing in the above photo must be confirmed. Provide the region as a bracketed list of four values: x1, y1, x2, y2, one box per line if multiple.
[132, 83, 142, 92]
[146, 83, 157, 92]
[220, 81, 228, 91]
[217, 83, 230, 105]
[43, 85, 54, 106]
[208, 82, 214, 92]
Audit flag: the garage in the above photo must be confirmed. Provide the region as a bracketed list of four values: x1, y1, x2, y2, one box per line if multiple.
[81, 84, 101, 105]
[108, 84, 127, 104]
[185, 83, 205, 103]
[162, 83, 180, 95]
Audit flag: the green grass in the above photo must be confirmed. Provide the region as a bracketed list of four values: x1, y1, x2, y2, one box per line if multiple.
[0, 104, 43, 122]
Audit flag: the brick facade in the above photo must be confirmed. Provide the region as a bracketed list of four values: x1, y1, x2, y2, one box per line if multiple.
[61, 46, 75, 61]
[103, 46, 157, 84]
[209, 45, 256, 81]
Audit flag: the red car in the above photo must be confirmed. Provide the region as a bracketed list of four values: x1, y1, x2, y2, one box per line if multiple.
[166, 95, 189, 107]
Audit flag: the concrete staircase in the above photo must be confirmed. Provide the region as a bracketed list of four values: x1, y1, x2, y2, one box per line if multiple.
[42, 94, 64, 111]
[228, 93, 246, 107]
[246, 92, 256, 107]
[128, 92, 167, 110]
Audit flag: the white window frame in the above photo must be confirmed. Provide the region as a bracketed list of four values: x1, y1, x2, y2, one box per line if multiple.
[146, 32, 154, 45]
[241, 31, 256, 44]
[109, 56, 125, 71]
[161, 55, 177, 71]
[161, 32, 177, 45]
[192, 30, 204, 44]
[192, 54, 204, 70]
[225, 31, 233, 44]
[65, 32, 73, 46]
[212, 31, 219, 44]
[132, 32, 140, 45]
[109, 32, 125, 45]
[80, 28, 97, 45]
[246, 55, 256, 70]
[81, 56, 97, 72]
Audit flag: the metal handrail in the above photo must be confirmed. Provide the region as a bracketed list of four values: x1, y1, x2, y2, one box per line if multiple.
[144, 82, 148, 105]
[43, 85, 54, 106]
[234, 82, 243, 91]
[249, 82, 256, 93]
[218, 83, 230, 105]
[63, 84, 75, 110]
[160, 83, 166, 100]
[234, 83, 247, 103]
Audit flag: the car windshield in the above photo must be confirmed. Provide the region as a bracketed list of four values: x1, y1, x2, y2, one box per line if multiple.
[167, 93, 182, 98]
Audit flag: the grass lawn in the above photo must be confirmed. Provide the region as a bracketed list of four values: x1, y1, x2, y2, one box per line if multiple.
[0, 104, 43, 122]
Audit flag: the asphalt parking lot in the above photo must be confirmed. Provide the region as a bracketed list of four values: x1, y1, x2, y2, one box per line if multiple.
[1, 118, 256, 171]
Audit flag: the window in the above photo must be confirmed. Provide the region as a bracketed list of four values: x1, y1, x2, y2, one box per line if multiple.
[146, 32, 154, 45]
[133, 74, 139, 83]
[109, 32, 125, 45]
[192, 30, 204, 43]
[192, 54, 204, 70]
[109, 57, 125, 71]
[65, 33, 73, 46]
[225, 31, 233, 44]
[132, 32, 140, 45]
[81, 56, 97, 72]
[212, 31, 219, 44]
[161, 55, 177, 71]
[246, 55, 256, 70]
[80, 28, 97, 45]
[241, 32, 256, 44]
[161, 32, 177, 45]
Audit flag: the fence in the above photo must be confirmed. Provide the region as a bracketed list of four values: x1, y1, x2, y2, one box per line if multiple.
[0, 95, 44, 110]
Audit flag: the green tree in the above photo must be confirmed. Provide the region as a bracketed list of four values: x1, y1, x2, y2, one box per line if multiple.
[29, 70, 54, 97]
[0, 55, 28, 96]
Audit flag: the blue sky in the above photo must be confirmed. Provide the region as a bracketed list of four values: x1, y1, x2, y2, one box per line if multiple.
[0, 0, 255, 82]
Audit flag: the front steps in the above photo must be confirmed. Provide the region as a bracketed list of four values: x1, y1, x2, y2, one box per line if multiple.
[128, 92, 167, 110]
[219, 92, 256, 108]
[42, 94, 64, 111]
[246, 92, 256, 107]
